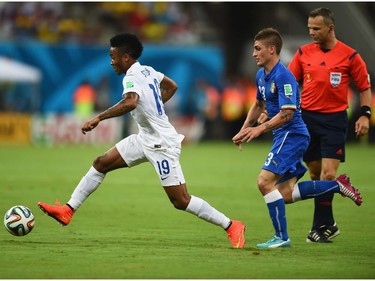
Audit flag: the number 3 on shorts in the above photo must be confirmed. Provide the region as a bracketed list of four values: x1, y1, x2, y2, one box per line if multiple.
[264, 152, 274, 166]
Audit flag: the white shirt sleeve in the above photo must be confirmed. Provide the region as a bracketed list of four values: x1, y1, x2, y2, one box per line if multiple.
[122, 74, 142, 97]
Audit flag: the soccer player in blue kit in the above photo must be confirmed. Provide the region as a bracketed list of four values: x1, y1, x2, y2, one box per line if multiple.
[232, 28, 363, 248]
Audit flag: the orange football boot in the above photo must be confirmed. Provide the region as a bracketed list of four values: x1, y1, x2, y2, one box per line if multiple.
[38, 200, 75, 226]
[226, 220, 246, 248]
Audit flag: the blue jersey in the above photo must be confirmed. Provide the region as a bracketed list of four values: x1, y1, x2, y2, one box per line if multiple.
[255, 60, 309, 137]
[255, 61, 310, 180]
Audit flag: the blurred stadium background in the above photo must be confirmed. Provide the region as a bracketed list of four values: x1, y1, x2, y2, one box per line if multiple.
[1, 2, 375, 146]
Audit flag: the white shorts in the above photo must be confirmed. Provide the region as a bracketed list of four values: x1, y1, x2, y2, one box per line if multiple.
[115, 134, 186, 187]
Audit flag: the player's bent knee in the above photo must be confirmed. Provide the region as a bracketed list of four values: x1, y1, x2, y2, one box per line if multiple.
[257, 179, 272, 195]
[92, 156, 108, 173]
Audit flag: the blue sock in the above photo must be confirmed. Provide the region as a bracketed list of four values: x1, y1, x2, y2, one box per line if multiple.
[296, 180, 339, 200]
[264, 190, 288, 241]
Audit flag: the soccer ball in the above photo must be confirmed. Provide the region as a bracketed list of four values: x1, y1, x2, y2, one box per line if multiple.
[4, 205, 35, 236]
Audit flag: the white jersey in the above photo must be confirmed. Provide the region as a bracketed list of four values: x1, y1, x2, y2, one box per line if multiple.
[122, 62, 184, 149]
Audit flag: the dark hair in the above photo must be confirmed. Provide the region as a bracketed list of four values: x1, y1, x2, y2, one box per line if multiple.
[254, 28, 283, 55]
[110, 33, 143, 59]
[309, 7, 335, 25]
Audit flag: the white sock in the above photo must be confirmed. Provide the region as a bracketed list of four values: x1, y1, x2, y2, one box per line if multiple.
[263, 189, 283, 203]
[67, 166, 105, 210]
[185, 195, 231, 229]
[291, 184, 301, 202]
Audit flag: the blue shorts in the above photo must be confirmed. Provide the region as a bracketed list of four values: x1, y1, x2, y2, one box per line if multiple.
[262, 132, 309, 184]
[302, 110, 347, 163]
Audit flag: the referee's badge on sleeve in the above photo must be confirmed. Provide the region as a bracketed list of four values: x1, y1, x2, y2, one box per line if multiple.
[330, 72, 341, 87]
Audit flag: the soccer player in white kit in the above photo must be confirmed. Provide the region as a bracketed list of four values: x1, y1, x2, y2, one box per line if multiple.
[38, 33, 245, 248]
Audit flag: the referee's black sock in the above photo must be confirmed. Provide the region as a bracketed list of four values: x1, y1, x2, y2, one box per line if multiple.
[311, 193, 335, 230]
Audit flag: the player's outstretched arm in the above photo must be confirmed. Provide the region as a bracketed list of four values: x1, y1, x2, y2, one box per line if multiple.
[260, 108, 294, 133]
[81, 92, 138, 134]
[232, 100, 265, 150]
[160, 75, 178, 104]
[241, 99, 265, 130]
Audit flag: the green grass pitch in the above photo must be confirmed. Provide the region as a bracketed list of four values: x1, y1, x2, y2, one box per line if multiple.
[1, 141, 374, 278]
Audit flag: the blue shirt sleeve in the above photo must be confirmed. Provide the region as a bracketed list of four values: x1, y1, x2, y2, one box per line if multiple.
[276, 71, 297, 111]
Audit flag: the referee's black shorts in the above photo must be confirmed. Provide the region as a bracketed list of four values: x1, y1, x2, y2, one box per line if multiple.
[301, 110, 347, 163]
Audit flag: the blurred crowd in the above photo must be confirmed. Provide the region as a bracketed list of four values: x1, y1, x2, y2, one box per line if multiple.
[0, 2, 216, 45]
[2, 2, 373, 142]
